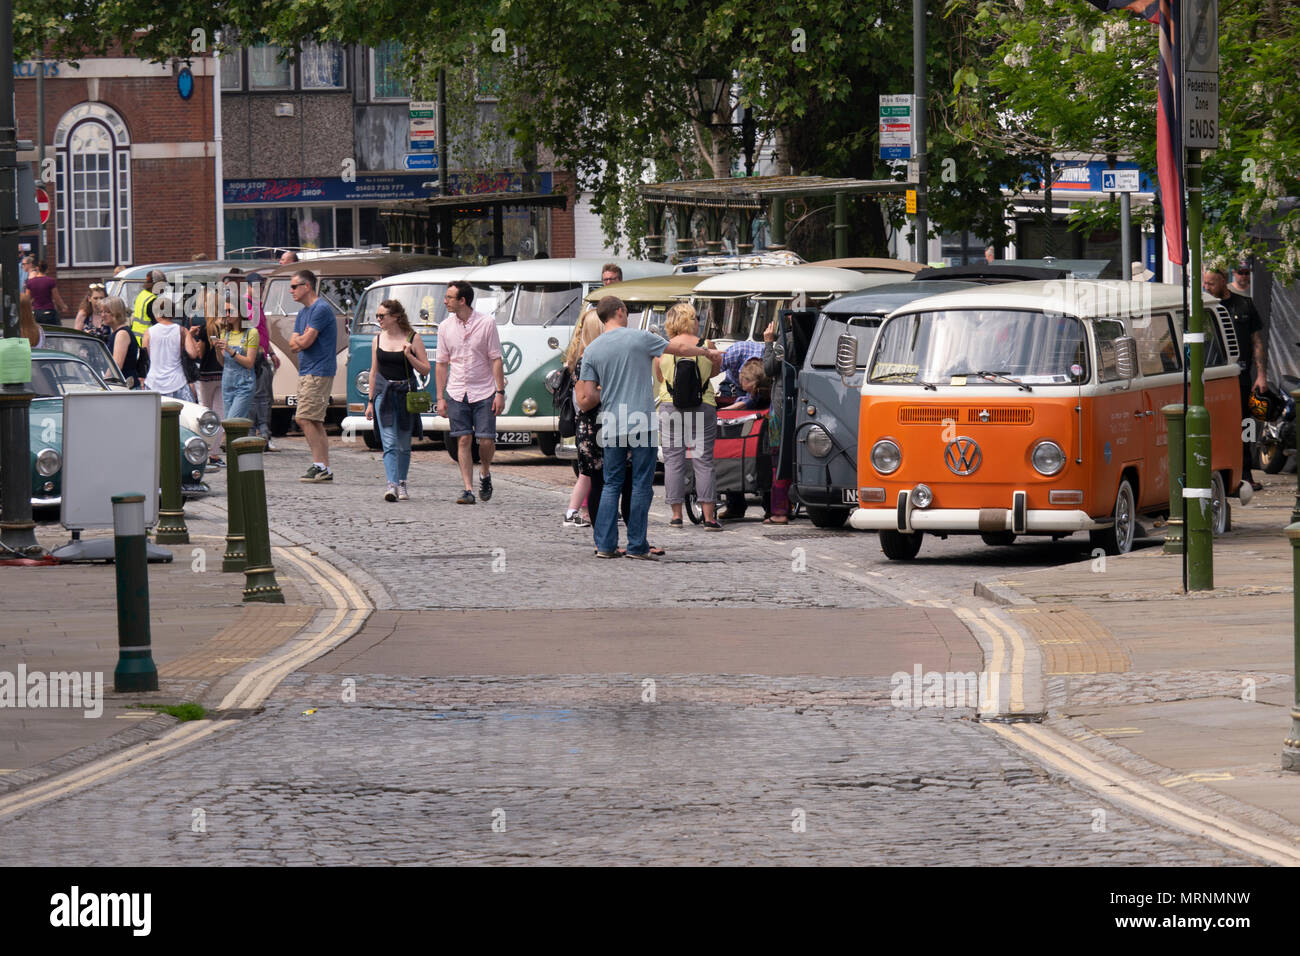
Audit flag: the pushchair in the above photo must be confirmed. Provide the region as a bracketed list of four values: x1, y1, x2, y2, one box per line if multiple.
[683, 407, 771, 524]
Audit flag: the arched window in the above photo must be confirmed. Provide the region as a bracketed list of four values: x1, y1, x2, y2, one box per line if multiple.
[54, 103, 132, 268]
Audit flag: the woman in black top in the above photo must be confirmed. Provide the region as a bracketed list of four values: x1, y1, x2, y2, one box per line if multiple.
[365, 299, 430, 502]
[191, 289, 226, 463]
[104, 297, 140, 387]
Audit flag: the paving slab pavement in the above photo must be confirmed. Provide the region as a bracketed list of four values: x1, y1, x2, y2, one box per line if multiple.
[0, 504, 320, 791]
[976, 472, 1300, 840]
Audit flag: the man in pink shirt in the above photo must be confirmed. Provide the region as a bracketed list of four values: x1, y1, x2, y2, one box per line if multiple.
[436, 280, 506, 504]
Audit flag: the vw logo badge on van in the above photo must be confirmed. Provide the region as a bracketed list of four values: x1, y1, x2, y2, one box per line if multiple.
[501, 341, 523, 374]
[944, 437, 982, 476]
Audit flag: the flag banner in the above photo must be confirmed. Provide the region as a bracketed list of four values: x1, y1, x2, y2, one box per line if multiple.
[1088, 0, 1185, 264]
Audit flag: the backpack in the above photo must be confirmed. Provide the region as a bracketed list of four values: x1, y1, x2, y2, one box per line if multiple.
[553, 363, 577, 437]
[667, 340, 706, 410]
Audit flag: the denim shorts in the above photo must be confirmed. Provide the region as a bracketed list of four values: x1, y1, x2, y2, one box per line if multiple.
[446, 394, 496, 439]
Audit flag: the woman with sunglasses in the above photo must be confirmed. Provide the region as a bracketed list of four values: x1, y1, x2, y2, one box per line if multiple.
[366, 300, 429, 502]
[73, 283, 111, 345]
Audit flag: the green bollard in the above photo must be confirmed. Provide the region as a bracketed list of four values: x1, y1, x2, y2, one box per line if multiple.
[1185, 404, 1214, 590]
[155, 401, 189, 544]
[221, 418, 253, 572]
[112, 493, 159, 692]
[1283, 523, 1300, 771]
[1162, 404, 1185, 554]
[233, 436, 284, 604]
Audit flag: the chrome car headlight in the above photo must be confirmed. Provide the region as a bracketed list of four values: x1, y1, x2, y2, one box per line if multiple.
[355, 371, 369, 394]
[36, 447, 62, 477]
[1031, 440, 1066, 476]
[911, 483, 933, 508]
[197, 409, 220, 437]
[545, 369, 563, 394]
[184, 436, 209, 465]
[804, 424, 833, 458]
[522, 397, 538, 415]
[871, 439, 901, 475]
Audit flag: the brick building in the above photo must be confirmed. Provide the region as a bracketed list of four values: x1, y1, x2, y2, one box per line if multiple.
[14, 54, 219, 298]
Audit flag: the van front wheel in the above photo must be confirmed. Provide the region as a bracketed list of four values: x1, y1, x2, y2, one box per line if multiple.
[1090, 479, 1136, 555]
[879, 530, 924, 560]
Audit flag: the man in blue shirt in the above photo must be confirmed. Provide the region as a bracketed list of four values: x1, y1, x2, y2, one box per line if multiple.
[287, 270, 338, 482]
[576, 295, 721, 559]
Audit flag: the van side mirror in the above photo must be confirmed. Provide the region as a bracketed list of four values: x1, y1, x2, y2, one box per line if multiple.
[1115, 336, 1139, 379]
[835, 332, 858, 385]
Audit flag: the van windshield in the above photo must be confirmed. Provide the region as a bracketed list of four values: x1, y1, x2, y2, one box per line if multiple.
[870, 310, 1087, 385]
[512, 284, 583, 327]
[810, 316, 881, 369]
[355, 286, 450, 332]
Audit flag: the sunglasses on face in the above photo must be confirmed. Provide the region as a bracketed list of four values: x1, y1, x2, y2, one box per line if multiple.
[376, 311, 389, 317]
[290, 283, 306, 289]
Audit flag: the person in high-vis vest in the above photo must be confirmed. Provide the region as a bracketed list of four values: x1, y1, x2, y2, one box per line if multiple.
[131, 270, 165, 341]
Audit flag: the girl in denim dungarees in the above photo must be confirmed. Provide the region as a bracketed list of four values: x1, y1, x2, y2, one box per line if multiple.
[215, 308, 259, 421]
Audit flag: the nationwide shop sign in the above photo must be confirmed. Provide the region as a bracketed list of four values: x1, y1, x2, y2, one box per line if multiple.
[224, 172, 554, 205]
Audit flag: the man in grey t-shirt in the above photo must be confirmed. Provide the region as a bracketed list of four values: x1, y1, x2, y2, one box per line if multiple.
[577, 295, 721, 559]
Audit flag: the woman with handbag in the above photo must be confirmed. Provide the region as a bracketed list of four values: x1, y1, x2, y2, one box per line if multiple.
[213, 302, 259, 421]
[366, 299, 430, 502]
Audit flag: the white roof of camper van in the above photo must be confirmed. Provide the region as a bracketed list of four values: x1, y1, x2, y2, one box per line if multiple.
[692, 265, 893, 297]
[464, 258, 672, 284]
[888, 279, 1219, 318]
[365, 266, 478, 292]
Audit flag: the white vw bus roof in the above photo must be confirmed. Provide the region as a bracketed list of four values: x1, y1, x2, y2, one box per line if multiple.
[364, 266, 478, 292]
[692, 265, 896, 298]
[887, 279, 1219, 318]
[465, 258, 672, 284]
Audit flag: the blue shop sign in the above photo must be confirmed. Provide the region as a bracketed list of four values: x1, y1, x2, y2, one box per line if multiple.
[224, 172, 553, 206]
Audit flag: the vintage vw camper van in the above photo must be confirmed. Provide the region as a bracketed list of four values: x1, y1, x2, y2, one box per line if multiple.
[848, 280, 1243, 558]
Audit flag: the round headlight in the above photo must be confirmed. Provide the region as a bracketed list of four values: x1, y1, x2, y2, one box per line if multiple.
[36, 447, 61, 477]
[871, 439, 901, 475]
[197, 409, 220, 437]
[545, 369, 563, 393]
[912, 483, 933, 508]
[522, 397, 537, 415]
[804, 424, 833, 458]
[355, 371, 370, 394]
[184, 436, 209, 465]
[1031, 440, 1066, 476]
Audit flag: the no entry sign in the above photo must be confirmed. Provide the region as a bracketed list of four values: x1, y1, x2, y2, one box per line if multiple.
[35, 186, 49, 224]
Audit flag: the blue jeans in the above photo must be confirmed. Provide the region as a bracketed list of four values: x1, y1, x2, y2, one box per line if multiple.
[222, 364, 256, 421]
[375, 390, 412, 483]
[594, 442, 657, 555]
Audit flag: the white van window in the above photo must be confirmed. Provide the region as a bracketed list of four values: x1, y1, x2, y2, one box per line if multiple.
[513, 284, 583, 327]
[356, 285, 449, 332]
[1094, 319, 1127, 382]
[870, 310, 1087, 385]
[1132, 312, 1181, 375]
[471, 284, 514, 325]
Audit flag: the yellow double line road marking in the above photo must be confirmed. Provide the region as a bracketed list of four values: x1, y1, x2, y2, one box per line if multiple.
[953, 606, 1030, 715]
[0, 545, 371, 822]
[992, 723, 1300, 865]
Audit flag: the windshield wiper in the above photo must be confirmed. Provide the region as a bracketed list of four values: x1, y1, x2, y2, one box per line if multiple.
[946, 370, 1033, 392]
[543, 292, 580, 328]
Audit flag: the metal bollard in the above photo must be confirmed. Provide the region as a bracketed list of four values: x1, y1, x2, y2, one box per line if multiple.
[155, 401, 190, 544]
[1162, 404, 1185, 554]
[1283, 522, 1300, 772]
[112, 493, 159, 692]
[232, 436, 284, 604]
[221, 418, 253, 572]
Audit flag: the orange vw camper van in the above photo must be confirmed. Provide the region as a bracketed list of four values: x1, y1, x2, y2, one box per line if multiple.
[849, 280, 1244, 559]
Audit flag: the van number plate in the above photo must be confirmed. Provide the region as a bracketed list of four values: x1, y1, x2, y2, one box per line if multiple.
[842, 488, 858, 504]
[496, 431, 532, 446]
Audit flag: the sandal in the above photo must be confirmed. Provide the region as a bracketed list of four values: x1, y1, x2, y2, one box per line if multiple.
[762, 516, 789, 525]
[669, 518, 683, 527]
[649, 546, 666, 555]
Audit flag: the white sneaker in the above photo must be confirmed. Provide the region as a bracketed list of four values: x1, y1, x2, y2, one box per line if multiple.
[397, 481, 409, 501]
[384, 483, 398, 503]
[563, 510, 591, 528]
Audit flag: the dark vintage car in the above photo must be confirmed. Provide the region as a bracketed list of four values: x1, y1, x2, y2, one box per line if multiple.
[1, 350, 211, 513]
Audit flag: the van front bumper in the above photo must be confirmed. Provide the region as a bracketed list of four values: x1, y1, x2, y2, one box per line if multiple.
[849, 491, 1100, 534]
[341, 414, 559, 434]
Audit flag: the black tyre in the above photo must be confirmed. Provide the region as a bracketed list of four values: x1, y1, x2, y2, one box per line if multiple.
[270, 407, 293, 437]
[446, 439, 482, 464]
[363, 429, 382, 451]
[1260, 440, 1286, 474]
[538, 433, 559, 457]
[1089, 478, 1136, 555]
[879, 530, 924, 560]
[806, 506, 850, 529]
[1211, 471, 1230, 535]
[980, 531, 1017, 547]
[684, 492, 704, 525]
